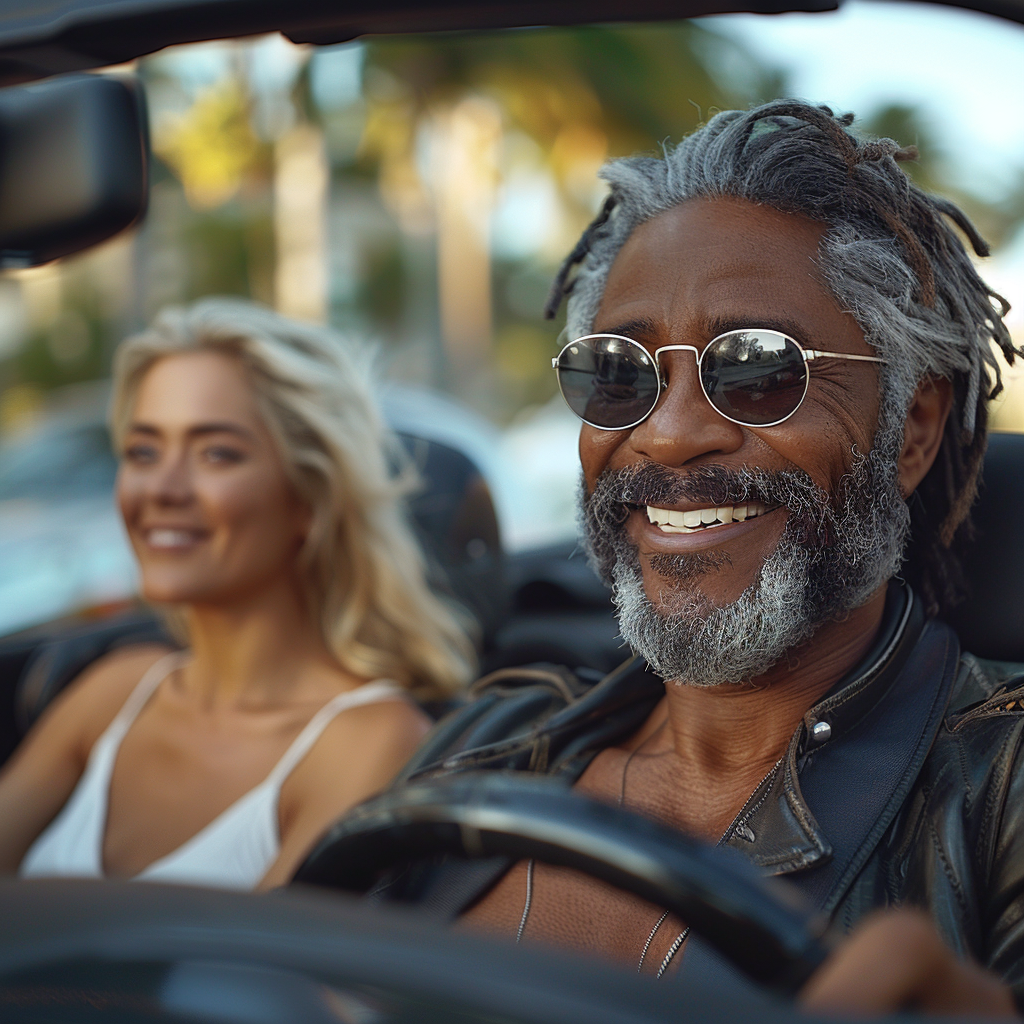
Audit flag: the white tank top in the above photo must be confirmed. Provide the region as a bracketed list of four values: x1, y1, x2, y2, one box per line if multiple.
[19, 652, 405, 890]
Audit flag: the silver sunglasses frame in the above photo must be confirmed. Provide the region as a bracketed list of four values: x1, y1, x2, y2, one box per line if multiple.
[551, 330, 886, 431]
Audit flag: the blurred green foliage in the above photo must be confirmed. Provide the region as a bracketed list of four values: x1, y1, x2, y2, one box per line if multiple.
[350, 23, 790, 416]
[362, 22, 785, 152]
[180, 207, 275, 302]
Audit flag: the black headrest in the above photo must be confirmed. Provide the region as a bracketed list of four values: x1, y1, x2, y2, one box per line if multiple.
[944, 432, 1024, 663]
[397, 432, 506, 646]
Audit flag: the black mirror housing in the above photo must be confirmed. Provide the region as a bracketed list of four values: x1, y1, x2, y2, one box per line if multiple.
[0, 72, 148, 268]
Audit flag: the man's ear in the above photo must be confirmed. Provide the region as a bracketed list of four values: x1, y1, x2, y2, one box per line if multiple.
[898, 376, 953, 498]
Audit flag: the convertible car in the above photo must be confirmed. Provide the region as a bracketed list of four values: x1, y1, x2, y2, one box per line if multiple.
[0, 0, 1021, 1021]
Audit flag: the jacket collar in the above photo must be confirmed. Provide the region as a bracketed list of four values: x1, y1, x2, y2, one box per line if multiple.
[719, 582, 960, 915]
[718, 582, 919, 871]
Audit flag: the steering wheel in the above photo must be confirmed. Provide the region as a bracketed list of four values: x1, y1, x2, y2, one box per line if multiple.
[292, 771, 833, 996]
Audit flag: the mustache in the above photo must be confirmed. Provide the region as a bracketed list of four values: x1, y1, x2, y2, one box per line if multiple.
[601, 461, 817, 512]
[616, 462, 803, 508]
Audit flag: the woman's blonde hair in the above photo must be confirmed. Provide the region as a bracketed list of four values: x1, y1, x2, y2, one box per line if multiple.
[109, 297, 476, 700]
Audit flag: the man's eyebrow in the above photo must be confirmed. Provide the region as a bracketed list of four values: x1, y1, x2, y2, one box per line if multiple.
[588, 314, 816, 348]
[126, 422, 256, 440]
[589, 316, 660, 340]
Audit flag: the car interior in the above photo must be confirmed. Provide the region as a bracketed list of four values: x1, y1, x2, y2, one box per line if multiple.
[0, 0, 1020, 1021]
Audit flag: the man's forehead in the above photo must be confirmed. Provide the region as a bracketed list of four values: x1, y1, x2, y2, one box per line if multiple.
[623, 195, 824, 249]
[593, 196, 842, 341]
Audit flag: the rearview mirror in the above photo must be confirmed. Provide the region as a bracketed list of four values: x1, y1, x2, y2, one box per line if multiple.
[0, 73, 148, 268]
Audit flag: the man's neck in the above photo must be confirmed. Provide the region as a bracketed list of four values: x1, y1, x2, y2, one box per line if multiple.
[660, 586, 888, 783]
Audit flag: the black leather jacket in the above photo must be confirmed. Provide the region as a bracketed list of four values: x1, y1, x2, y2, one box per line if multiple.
[372, 582, 1024, 998]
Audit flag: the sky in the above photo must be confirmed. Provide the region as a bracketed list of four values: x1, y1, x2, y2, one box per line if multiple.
[707, 0, 1024, 198]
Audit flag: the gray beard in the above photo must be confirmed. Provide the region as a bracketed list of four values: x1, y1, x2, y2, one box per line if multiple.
[579, 427, 910, 687]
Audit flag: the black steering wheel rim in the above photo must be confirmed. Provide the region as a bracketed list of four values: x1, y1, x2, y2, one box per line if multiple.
[292, 770, 832, 996]
[0, 877, 838, 1024]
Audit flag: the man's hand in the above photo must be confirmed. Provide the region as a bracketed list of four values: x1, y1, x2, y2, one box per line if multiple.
[799, 910, 1017, 1018]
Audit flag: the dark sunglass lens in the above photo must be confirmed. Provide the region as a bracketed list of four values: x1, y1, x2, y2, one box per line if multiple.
[557, 336, 660, 428]
[701, 331, 807, 426]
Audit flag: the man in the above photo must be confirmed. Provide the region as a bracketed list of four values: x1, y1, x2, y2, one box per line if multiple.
[370, 100, 1022, 1015]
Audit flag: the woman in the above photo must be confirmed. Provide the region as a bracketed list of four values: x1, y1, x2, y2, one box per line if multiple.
[0, 298, 475, 890]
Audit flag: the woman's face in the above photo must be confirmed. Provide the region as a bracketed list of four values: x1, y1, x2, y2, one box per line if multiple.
[117, 350, 311, 607]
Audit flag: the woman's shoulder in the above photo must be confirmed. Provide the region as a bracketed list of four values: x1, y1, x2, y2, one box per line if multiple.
[285, 684, 431, 800]
[2, 642, 177, 812]
[318, 683, 432, 757]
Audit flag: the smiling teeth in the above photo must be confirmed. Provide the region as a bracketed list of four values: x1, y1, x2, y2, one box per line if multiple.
[147, 529, 199, 548]
[645, 502, 768, 534]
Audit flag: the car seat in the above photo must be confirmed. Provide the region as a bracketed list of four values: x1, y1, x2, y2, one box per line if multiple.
[397, 431, 506, 650]
[944, 431, 1024, 663]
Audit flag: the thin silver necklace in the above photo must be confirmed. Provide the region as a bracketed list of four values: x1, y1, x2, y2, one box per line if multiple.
[620, 719, 688, 977]
[516, 719, 681, 973]
[515, 858, 534, 943]
[635, 752, 785, 977]
[515, 726, 784, 981]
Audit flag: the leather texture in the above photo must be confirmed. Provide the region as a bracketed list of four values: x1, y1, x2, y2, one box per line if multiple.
[365, 582, 1024, 998]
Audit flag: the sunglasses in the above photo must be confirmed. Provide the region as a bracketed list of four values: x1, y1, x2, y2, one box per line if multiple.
[552, 329, 885, 431]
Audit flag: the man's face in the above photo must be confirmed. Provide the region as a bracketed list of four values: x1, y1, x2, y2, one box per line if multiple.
[579, 196, 904, 684]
